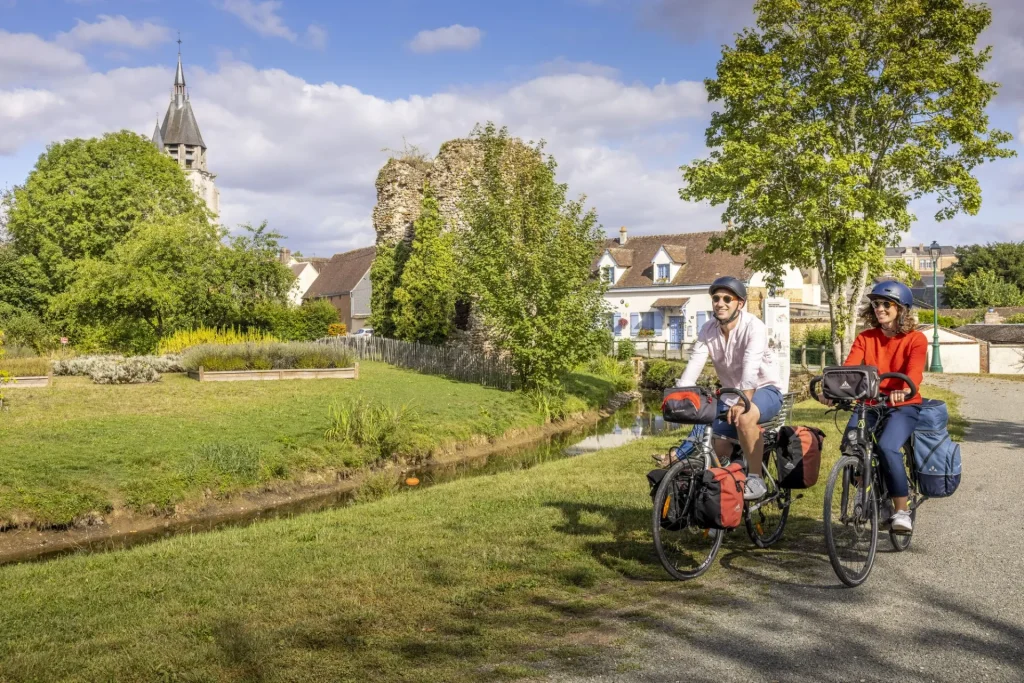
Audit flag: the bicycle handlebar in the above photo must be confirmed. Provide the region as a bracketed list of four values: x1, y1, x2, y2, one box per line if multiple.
[807, 371, 918, 405]
[878, 372, 917, 403]
[716, 387, 751, 414]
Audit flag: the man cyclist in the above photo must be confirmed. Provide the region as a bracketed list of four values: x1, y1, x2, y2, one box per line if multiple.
[676, 276, 785, 501]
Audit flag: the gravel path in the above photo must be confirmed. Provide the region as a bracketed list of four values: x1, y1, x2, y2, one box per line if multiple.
[554, 375, 1024, 683]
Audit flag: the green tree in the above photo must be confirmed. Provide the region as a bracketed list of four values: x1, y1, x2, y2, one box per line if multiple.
[460, 122, 608, 389]
[51, 215, 228, 352]
[1, 130, 210, 298]
[943, 268, 1024, 309]
[367, 240, 410, 338]
[678, 0, 1015, 359]
[945, 241, 1024, 291]
[0, 244, 50, 317]
[218, 221, 297, 326]
[392, 183, 458, 344]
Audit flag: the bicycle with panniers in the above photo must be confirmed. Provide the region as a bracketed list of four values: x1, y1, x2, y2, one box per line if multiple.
[648, 385, 821, 581]
[811, 364, 962, 587]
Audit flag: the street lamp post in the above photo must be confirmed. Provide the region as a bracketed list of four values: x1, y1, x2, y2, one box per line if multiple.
[929, 240, 943, 373]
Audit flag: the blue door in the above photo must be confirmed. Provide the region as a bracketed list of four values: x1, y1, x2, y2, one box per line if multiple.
[668, 316, 683, 350]
[696, 311, 707, 332]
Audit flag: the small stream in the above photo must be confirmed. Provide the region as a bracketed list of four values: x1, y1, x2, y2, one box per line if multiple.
[2, 395, 681, 565]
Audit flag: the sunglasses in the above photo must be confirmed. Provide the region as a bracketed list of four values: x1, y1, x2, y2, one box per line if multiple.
[870, 300, 894, 310]
[712, 295, 735, 304]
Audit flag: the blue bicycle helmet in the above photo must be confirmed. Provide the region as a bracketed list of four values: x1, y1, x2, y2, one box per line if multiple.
[868, 280, 914, 308]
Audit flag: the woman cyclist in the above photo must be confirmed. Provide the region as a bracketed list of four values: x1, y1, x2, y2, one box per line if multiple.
[816, 280, 927, 533]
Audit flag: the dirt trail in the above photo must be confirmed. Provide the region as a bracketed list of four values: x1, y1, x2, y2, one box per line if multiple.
[554, 375, 1024, 683]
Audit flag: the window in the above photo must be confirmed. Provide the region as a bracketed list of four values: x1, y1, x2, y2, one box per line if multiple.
[920, 259, 932, 270]
[904, 257, 914, 266]
[657, 264, 670, 281]
[601, 266, 615, 283]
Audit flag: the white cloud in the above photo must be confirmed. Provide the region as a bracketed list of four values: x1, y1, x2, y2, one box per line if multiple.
[0, 30, 87, 86]
[408, 24, 483, 54]
[0, 53, 716, 254]
[538, 57, 620, 80]
[56, 14, 172, 49]
[217, 0, 297, 41]
[305, 24, 327, 51]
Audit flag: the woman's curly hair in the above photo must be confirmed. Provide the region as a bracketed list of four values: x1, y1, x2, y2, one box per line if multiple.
[859, 300, 918, 334]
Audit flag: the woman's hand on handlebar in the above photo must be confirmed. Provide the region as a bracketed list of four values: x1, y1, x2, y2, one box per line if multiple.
[817, 394, 834, 407]
[888, 390, 907, 404]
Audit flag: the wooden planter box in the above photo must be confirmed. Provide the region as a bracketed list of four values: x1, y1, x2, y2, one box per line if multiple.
[2, 374, 52, 389]
[187, 364, 359, 382]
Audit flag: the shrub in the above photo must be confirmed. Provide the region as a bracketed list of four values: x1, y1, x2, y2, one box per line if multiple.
[0, 310, 56, 354]
[642, 359, 685, 390]
[615, 339, 636, 361]
[327, 323, 347, 337]
[793, 326, 832, 347]
[252, 300, 340, 342]
[52, 354, 183, 377]
[325, 397, 417, 462]
[89, 358, 161, 385]
[587, 355, 637, 392]
[1004, 313, 1024, 324]
[158, 327, 280, 355]
[181, 342, 354, 372]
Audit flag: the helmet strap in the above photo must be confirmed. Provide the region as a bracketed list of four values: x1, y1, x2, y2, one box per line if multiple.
[718, 306, 742, 326]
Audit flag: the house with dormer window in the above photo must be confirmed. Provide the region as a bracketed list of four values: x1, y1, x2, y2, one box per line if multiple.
[594, 227, 821, 348]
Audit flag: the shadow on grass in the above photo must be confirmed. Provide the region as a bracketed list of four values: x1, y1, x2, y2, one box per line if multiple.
[561, 372, 617, 406]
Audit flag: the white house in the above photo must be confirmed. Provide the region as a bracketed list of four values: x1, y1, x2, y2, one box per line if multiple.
[595, 227, 820, 348]
[279, 249, 330, 306]
[302, 246, 376, 331]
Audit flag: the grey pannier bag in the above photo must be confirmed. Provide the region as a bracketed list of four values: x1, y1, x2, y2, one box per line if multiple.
[821, 365, 880, 401]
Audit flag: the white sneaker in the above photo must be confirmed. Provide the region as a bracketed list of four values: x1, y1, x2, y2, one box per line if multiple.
[890, 510, 913, 534]
[744, 474, 767, 501]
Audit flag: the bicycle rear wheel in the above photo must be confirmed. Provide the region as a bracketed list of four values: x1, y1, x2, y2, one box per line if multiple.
[652, 458, 724, 581]
[745, 452, 790, 548]
[889, 443, 918, 552]
[823, 455, 878, 587]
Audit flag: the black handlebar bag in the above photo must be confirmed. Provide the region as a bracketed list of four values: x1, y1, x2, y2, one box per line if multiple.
[662, 386, 718, 424]
[821, 365, 880, 401]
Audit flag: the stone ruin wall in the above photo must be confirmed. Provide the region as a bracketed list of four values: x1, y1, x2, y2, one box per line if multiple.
[372, 138, 484, 248]
[371, 138, 511, 352]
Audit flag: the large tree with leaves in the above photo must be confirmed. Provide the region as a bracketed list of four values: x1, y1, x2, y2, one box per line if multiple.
[944, 241, 1024, 292]
[1, 130, 211, 299]
[679, 0, 1015, 358]
[460, 123, 608, 389]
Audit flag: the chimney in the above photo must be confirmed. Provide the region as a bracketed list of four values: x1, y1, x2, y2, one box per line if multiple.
[279, 248, 292, 264]
[984, 308, 1002, 325]
[619, 226, 627, 245]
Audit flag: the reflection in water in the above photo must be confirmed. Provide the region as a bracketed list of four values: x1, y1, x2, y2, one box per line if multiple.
[6, 395, 686, 565]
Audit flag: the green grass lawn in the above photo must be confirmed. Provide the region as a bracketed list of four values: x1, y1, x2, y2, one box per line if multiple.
[0, 387, 963, 682]
[0, 362, 616, 529]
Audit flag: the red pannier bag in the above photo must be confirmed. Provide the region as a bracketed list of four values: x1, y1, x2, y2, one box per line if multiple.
[661, 386, 718, 424]
[692, 462, 746, 529]
[775, 426, 826, 489]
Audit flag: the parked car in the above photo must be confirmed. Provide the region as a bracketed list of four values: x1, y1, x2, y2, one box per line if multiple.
[351, 327, 374, 338]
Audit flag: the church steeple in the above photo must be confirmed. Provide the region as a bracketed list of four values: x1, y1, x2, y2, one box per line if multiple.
[152, 38, 220, 217]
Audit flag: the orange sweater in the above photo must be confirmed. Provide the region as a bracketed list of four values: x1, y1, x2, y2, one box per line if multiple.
[844, 328, 928, 406]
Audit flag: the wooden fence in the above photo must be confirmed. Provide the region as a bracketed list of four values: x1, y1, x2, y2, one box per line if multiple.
[319, 336, 517, 391]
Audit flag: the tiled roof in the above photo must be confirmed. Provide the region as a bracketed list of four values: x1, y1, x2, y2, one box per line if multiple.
[160, 98, 206, 148]
[956, 325, 1024, 344]
[885, 245, 957, 257]
[303, 246, 376, 299]
[597, 232, 752, 289]
[652, 297, 690, 307]
[289, 263, 308, 277]
[662, 245, 687, 263]
[606, 248, 633, 267]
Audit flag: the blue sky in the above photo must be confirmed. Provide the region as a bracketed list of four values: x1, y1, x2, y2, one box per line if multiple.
[1, 0, 1022, 257]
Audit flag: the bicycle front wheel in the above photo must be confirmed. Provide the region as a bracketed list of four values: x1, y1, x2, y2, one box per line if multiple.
[652, 459, 724, 581]
[745, 452, 790, 548]
[823, 455, 878, 587]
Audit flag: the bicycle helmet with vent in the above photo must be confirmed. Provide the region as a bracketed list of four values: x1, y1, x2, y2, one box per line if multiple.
[867, 280, 914, 308]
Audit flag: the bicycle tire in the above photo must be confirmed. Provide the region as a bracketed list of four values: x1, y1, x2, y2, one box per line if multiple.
[889, 443, 918, 552]
[823, 455, 878, 587]
[652, 459, 724, 581]
[745, 452, 790, 548]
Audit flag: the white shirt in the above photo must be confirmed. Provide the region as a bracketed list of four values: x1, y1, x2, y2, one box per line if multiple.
[677, 310, 783, 404]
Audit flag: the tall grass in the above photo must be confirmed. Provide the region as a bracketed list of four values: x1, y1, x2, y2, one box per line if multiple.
[587, 356, 638, 392]
[181, 342, 354, 372]
[158, 326, 280, 355]
[0, 356, 51, 377]
[325, 397, 418, 462]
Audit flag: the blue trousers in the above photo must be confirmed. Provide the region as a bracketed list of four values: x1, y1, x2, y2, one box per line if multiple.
[846, 405, 920, 498]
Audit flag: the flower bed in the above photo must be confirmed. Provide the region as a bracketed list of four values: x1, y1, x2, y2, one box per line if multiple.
[183, 342, 357, 381]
